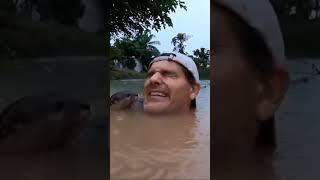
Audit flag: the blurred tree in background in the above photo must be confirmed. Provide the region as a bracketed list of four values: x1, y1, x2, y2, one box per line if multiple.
[14, 0, 85, 26]
[171, 33, 191, 55]
[111, 31, 160, 71]
[109, 0, 187, 38]
[193, 48, 210, 69]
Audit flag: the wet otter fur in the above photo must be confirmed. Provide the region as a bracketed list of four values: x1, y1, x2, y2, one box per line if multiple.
[110, 91, 143, 112]
[0, 93, 91, 154]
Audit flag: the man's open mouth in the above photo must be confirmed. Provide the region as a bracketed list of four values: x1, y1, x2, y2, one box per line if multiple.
[147, 90, 169, 101]
[149, 91, 167, 97]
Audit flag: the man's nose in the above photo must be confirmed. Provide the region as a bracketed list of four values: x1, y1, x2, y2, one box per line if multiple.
[149, 72, 163, 84]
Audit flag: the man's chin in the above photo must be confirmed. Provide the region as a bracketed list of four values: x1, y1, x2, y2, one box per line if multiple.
[143, 103, 169, 115]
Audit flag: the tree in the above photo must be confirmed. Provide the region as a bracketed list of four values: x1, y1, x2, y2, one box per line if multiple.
[193, 48, 210, 68]
[133, 31, 160, 71]
[0, 0, 17, 13]
[51, 0, 85, 26]
[110, 46, 124, 68]
[134, 31, 160, 52]
[15, 0, 85, 26]
[99, 0, 187, 66]
[112, 31, 160, 71]
[110, 0, 187, 38]
[113, 38, 137, 59]
[125, 57, 137, 70]
[270, 0, 319, 21]
[171, 33, 191, 54]
[295, 0, 312, 20]
[270, 0, 290, 19]
[111, 41, 136, 70]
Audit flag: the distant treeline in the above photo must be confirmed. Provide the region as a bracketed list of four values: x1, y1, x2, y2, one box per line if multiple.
[0, 1, 105, 59]
[271, 0, 320, 58]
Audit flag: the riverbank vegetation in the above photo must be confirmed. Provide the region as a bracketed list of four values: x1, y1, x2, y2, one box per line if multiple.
[2, 0, 210, 80]
[109, 0, 210, 80]
[110, 32, 210, 80]
[281, 19, 320, 58]
[271, 0, 320, 58]
[0, 0, 105, 59]
[110, 66, 210, 80]
[0, 11, 104, 59]
[110, 67, 146, 80]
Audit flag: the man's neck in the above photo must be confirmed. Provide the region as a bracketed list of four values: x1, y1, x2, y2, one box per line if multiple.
[144, 110, 196, 120]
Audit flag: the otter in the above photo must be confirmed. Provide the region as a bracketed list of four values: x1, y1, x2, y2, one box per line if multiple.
[110, 91, 144, 112]
[0, 93, 92, 154]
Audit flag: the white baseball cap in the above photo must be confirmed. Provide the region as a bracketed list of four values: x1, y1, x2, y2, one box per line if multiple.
[215, 0, 288, 69]
[149, 52, 200, 82]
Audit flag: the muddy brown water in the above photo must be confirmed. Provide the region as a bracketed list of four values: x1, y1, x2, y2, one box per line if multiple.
[110, 80, 210, 179]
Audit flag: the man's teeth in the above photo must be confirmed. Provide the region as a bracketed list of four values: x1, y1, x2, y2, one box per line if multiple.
[150, 92, 166, 97]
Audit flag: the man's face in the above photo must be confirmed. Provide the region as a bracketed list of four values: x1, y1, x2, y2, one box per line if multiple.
[212, 4, 260, 157]
[144, 60, 196, 115]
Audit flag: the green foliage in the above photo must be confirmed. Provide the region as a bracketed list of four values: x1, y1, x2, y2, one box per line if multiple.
[198, 67, 210, 80]
[133, 31, 160, 71]
[0, 0, 16, 13]
[52, 0, 85, 26]
[110, 0, 187, 37]
[0, 11, 104, 58]
[269, 0, 320, 57]
[171, 33, 191, 54]
[111, 67, 146, 80]
[114, 38, 137, 57]
[110, 46, 124, 60]
[139, 48, 160, 71]
[125, 57, 137, 70]
[112, 31, 160, 71]
[17, 0, 85, 26]
[193, 47, 210, 68]
[271, 0, 320, 21]
[282, 20, 320, 58]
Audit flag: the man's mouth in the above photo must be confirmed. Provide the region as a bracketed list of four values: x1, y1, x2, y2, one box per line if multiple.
[149, 91, 167, 97]
[147, 90, 169, 101]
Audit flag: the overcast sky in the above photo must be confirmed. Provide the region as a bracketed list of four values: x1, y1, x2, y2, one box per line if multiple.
[151, 0, 210, 55]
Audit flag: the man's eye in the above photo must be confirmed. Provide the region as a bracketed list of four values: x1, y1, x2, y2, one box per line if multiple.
[146, 72, 154, 78]
[163, 72, 177, 77]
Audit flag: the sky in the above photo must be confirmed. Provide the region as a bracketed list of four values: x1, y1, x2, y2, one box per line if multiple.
[151, 0, 210, 55]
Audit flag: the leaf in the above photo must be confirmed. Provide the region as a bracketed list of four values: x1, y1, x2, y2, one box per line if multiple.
[110, 0, 187, 37]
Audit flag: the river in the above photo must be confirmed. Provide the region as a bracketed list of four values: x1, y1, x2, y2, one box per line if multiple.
[110, 79, 210, 179]
[3, 58, 320, 179]
[275, 60, 320, 180]
[0, 59, 107, 179]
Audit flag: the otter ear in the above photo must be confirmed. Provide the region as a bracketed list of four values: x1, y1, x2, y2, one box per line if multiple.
[256, 67, 289, 121]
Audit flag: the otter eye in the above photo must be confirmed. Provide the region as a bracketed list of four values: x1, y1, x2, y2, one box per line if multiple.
[126, 94, 131, 97]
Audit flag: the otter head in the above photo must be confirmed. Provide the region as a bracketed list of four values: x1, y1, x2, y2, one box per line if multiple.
[110, 91, 139, 110]
[0, 95, 92, 155]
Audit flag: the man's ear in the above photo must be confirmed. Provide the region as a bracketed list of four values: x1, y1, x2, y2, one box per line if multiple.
[190, 82, 201, 100]
[256, 67, 289, 121]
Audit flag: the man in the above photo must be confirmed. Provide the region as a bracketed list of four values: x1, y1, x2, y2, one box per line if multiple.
[110, 52, 206, 179]
[143, 52, 201, 116]
[212, 0, 289, 179]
